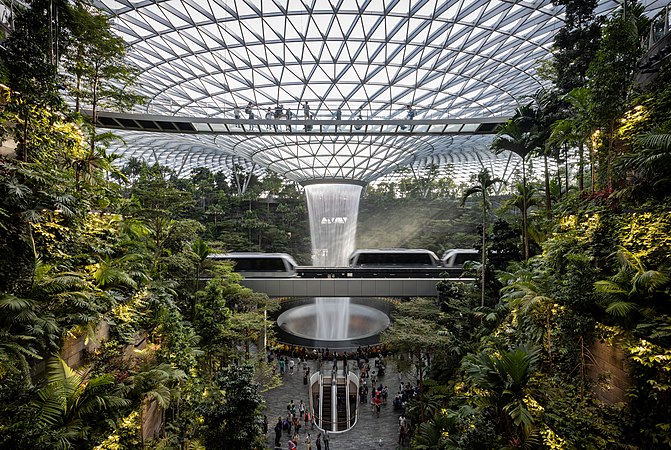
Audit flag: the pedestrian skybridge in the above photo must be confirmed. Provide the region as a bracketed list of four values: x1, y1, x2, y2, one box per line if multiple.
[95, 110, 505, 137]
[237, 276, 470, 298]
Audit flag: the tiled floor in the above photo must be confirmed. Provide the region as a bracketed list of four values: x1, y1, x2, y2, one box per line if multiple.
[262, 358, 409, 450]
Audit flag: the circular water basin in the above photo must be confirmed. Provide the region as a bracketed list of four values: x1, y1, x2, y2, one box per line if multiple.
[277, 301, 390, 342]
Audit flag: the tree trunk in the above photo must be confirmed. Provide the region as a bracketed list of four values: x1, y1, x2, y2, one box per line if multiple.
[578, 143, 585, 192]
[543, 152, 551, 218]
[522, 158, 529, 260]
[481, 199, 487, 307]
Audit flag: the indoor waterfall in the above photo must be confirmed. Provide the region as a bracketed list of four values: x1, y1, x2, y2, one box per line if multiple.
[304, 183, 363, 340]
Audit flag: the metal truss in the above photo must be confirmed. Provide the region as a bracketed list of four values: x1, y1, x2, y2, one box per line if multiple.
[92, 0, 666, 183]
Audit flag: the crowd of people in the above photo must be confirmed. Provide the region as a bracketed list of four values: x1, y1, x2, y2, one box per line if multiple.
[231, 103, 415, 131]
[266, 343, 416, 448]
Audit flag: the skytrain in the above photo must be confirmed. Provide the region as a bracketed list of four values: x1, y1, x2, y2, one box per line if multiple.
[207, 248, 472, 278]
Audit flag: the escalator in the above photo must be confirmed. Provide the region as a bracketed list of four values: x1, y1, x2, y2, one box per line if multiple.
[336, 383, 347, 430]
[321, 378, 332, 431]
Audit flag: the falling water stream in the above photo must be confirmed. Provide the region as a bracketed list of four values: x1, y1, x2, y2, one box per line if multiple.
[304, 183, 362, 340]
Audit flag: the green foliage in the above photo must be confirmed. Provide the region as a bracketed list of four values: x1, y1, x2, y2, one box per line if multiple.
[462, 344, 542, 445]
[92, 411, 142, 450]
[625, 337, 671, 448]
[31, 356, 129, 450]
[197, 364, 265, 449]
[551, 0, 602, 94]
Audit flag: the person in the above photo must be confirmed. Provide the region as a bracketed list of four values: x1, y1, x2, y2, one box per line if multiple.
[279, 358, 285, 376]
[401, 104, 414, 129]
[373, 393, 382, 417]
[303, 101, 312, 131]
[315, 432, 322, 450]
[334, 107, 342, 131]
[322, 429, 329, 450]
[288, 437, 297, 450]
[305, 432, 312, 450]
[289, 359, 295, 375]
[406, 104, 415, 120]
[285, 107, 293, 131]
[275, 104, 283, 119]
[293, 414, 301, 436]
[265, 107, 273, 129]
[263, 414, 268, 434]
[245, 101, 254, 119]
[233, 105, 241, 120]
[354, 113, 363, 130]
[274, 417, 283, 447]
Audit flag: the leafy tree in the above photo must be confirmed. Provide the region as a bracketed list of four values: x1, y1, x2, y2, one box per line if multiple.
[613, 132, 671, 201]
[499, 259, 558, 369]
[587, 7, 644, 188]
[382, 298, 453, 422]
[198, 364, 265, 449]
[0, 1, 64, 161]
[551, 0, 602, 94]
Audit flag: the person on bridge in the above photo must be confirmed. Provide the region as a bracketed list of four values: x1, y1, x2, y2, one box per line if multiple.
[265, 107, 273, 129]
[334, 107, 342, 130]
[354, 112, 363, 130]
[401, 104, 414, 129]
[245, 101, 255, 119]
[303, 101, 312, 131]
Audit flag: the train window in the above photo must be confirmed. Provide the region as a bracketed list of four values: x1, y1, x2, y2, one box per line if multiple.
[453, 253, 476, 266]
[227, 257, 287, 271]
[351, 250, 438, 266]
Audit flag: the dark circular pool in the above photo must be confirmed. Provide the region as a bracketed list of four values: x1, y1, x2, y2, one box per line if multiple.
[273, 297, 392, 350]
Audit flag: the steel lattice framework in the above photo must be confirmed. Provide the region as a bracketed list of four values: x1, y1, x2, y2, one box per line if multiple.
[93, 0, 667, 183]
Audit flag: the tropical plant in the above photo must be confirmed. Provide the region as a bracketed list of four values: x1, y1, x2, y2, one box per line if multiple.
[463, 344, 541, 447]
[587, 8, 643, 189]
[124, 361, 186, 445]
[461, 168, 503, 306]
[198, 364, 265, 449]
[549, 87, 595, 192]
[595, 247, 670, 332]
[492, 103, 545, 259]
[31, 357, 128, 450]
[499, 259, 558, 368]
[614, 132, 671, 201]
[0, 294, 51, 381]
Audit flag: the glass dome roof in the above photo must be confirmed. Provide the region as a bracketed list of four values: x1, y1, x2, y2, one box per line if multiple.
[93, 0, 667, 183]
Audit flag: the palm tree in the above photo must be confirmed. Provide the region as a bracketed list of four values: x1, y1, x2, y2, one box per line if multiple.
[549, 87, 594, 192]
[31, 356, 129, 449]
[461, 169, 503, 306]
[499, 259, 557, 368]
[464, 345, 541, 446]
[491, 104, 544, 260]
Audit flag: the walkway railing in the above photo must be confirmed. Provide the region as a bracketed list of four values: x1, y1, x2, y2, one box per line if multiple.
[91, 109, 506, 136]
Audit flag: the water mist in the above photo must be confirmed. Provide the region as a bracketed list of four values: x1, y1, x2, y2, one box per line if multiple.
[304, 183, 363, 340]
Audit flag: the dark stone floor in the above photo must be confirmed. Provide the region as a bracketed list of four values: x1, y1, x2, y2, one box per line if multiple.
[262, 358, 409, 450]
